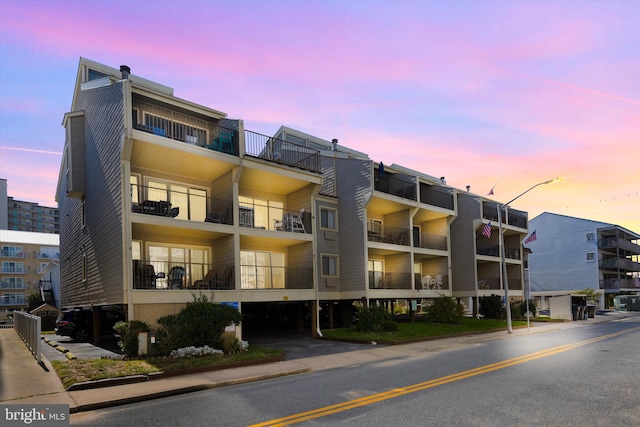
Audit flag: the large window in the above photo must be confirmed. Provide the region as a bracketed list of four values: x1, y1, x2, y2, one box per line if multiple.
[1, 246, 23, 257]
[145, 244, 209, 288]
[241, 251, 285, 289]
[1, 293, 25, 305]
[239, 196, 283, 230]
[320, 208, 337, 230]
[1, 262, 24, 273]
[0, 278, 24, 289]
[146, 179, 207, 221]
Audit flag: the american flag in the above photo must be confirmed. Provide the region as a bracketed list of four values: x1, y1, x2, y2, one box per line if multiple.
[481, 222, 492, 238]
[524, 230, 537, 244]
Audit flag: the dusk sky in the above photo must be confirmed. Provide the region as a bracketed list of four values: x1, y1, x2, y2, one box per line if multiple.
[1, 0, 638, 233]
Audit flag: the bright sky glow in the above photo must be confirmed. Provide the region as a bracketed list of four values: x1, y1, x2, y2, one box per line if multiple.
[0, 0, 638, 232]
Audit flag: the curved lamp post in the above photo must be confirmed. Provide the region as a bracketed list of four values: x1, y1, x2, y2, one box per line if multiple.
[499, 178, 562, 333]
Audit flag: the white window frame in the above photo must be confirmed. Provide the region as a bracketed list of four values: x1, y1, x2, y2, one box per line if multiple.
[320, 254, 339, 278]
[320, 207, 337, 231]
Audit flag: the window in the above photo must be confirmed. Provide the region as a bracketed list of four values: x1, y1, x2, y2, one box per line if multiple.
[239, 196, 283, 230]
[146, 179, 208, 221]
[321, 254, 338, 277]
[586, 233, 594, 240]
[145, 244, 209, 289]
[1, 278, 24, 289]
[368, 259, 384, 288]
[1, 246, 23, 257]
[82, 254, 87, 282]
[586, 252, 594, 261]
[1, 293, 25, 305]
[241, 251, 285, 289]
[320, 208, 337, 230]
[88, 69, 108, 81]
[81, 201, 86, 228]
[2, 262, 24, 273]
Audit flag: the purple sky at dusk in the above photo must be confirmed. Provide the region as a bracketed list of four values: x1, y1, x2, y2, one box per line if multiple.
[1, 0, 638, 233]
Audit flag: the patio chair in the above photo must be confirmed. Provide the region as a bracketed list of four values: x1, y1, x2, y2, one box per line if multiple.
[168, 266, 185, 289]
[291, 208, 306, 233]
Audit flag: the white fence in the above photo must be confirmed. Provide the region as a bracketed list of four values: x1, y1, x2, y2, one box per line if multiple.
[13, 311, 42, 364]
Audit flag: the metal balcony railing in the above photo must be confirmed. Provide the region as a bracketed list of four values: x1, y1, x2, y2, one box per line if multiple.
[367, 221, 410, 246]
[374, 174, 416, 201]
[369, 272, 413, 290]
[414, 232, 448, 250]
[244, 130, 321, 173]
[415, 273, 449, 290]
[240, 265, 313, 290]
[599, 258, 640, 271]
[599, 237, 640, 254]
[133, 260, 235, 290]
[476, 243, 520, 260]
[0, 250, 28, 258]
[0, 295, 26, 306]
[419, 184, 454, 210]
[239, 201, 312, 233]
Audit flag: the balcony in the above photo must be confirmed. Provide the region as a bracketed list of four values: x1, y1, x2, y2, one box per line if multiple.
[369, 272, 413, 290]
[477, 277, 522, 291]
[482, 203, 527, 229]
[244, 130, 321, 173]
[415, 273, 449, 290]
[476, 243, 520, 260]
[367, 221, 410, 246]
[0, 296, 26, 306]
[374, 173, 416, 201]
[240, 265, 313, 290]
[1, 266, 26, 274]
[599, 237, 640, 254]
[133, 260, 234, 290]
[0, 250, 28, 258]
[414, 232, 448, 251]
[239, 201, 312, 234]
[599, 258, 640, 271]
[1, 280, 26, 289]
[131, 184, 234, 225]
[419, 184, 454, 210]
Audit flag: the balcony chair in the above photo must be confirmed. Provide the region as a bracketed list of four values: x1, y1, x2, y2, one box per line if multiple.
[142, 264, 159, 289]
[421, 275, 432, 290]
[168, 207, 179, 218]
[209, 130, 234, 155]
[168, 266, 185, 289]
[435, 274, 443, 290]
[291, 208, 306, 233]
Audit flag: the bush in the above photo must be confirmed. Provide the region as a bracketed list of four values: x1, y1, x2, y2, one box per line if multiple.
[354, 304, 398, 333]
[513, 299, 537, 319]
[479, 295, 504, 320]
[156, 294, 243, 356]
[113, 320, 150, 357]
[425, 295, 465, 324]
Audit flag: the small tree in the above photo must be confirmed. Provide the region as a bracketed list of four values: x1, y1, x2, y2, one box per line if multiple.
[354, 304, 398, 333]
[156, 294, 242, 356]
[479, 294, 504, 320]
[513, 300, 537, 319]
[575, 288, 602, 305]
[113, 320, 151, 357]
[425, 295, 465, 324]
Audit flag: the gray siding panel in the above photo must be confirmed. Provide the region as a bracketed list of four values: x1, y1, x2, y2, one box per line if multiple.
[59, 81, 126, 308]
[450, 193, 481, 292]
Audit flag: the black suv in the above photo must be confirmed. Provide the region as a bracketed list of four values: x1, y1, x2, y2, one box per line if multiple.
[55, 309, 125, 341]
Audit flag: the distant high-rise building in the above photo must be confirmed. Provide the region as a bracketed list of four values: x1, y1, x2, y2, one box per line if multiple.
[0, 179, 59, 234]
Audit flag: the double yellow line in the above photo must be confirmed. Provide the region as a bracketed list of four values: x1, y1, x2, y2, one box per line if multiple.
[251, 326, 640, 427]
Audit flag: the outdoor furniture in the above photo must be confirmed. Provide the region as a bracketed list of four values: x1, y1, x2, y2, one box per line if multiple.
[168, 266, 185, 289]
[168, 207, 180, 218]
[291, 208, 306, 233]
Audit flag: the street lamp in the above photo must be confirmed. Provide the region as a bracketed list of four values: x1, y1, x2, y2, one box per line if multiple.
[498, 178, 561, 333]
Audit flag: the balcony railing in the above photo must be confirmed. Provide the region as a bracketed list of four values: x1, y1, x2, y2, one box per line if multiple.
[599, 258, 640, 271]
[482, 203, 527, 229]
[415, 273, 449, 290]
[476, 243, 520, 260]
[240, 265, 313, 290]
[1, 266, 26, 274]
[420, 184, 454, 210]
[1, 281, 26, 289]
[131, 183, 234, 225]
[239, 202, 312, 234]
[133, 260, 235, 290]
[414, 232, 448, 251]
[367, 221, 410, 246]
[244, 130, 321, 173]
[0, 296, 26, 306]
[369, 272, 413, 290]
[132, 98, 240, 156]
[477, 277, 522, 290]
[599, 237, 640, 254]
[374, 173, 416, 201]
[0, 250, 28, 258]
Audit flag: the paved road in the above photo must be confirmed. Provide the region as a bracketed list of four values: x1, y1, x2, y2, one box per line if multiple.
[69, 315, 640, 426]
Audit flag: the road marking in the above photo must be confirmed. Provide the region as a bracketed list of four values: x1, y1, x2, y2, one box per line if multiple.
[250, 325, 640, 427]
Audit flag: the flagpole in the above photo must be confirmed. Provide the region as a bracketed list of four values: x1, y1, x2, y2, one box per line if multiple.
[526, 253, 531, 332]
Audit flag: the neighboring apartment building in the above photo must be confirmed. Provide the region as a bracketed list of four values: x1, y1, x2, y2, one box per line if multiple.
[0, 178, 60, 234]
[526, 212, 640, 309]
[55, 58, 530, 339]
[0, 230, 60, 316]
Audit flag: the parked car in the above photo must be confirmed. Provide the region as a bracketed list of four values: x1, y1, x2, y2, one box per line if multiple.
[55, 309, 125, 341]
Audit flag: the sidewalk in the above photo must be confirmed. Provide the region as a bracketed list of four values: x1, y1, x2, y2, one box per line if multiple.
[1, 311, 637, 413]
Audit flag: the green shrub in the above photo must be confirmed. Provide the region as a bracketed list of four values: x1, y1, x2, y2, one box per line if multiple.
[425, 295, 465, 324]
[113, 320, 150, 357]
[479, 294, 505, 320]
[354, 304, 398, 333]
[156, 294, 243, 356]
[513, 299, 537, 319]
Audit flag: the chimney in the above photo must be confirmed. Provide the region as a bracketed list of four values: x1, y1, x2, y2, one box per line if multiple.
[440, 176, 446, 185]
[466, 185, 471, 192]
[332, 139, 338, 151]
[120, 65, 131, 80]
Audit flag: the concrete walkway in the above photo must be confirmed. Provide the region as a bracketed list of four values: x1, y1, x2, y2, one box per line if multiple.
[1, 311, 637, 413]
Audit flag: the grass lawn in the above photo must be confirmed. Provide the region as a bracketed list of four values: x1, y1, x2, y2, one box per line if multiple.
[321, 317, 528, 343]
[51, 346, 283, 389]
